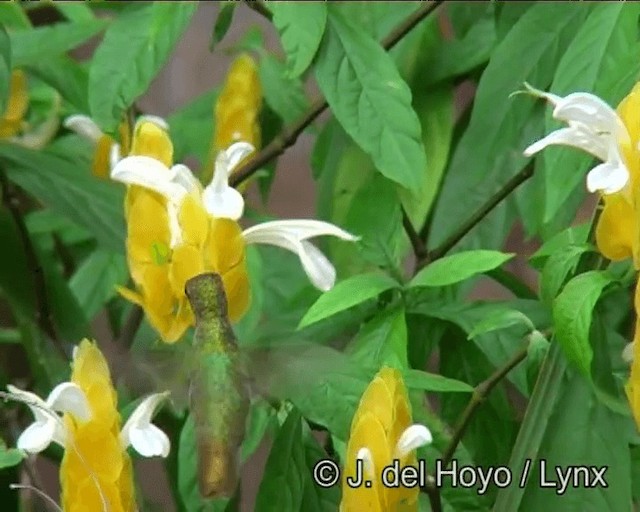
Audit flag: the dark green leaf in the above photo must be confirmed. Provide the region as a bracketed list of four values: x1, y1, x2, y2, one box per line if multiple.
[315, 7, 426, 194]
[271, 2, 327, 77]
[26, 56, 89, 113]
[403, 368, 473, 393]
[211, 2, 236, 52]
[540, 244, 594, 305]
[0, 25, 10, 114]
[553, 271, 614, 378]
[467, 309, 534, 340]
[409, 250, 514, 288]
[299, 273, 399, 328]
[56, 3, 96, 23]
[89, 3, 197, 132]
[301, 426, 340, 511]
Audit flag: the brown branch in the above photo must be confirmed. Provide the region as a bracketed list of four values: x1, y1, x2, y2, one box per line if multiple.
[421, 164, 534, 267]
[0, 169, 66, 359]
[230, 0, 445, 188]
[116, 304, 144, 348]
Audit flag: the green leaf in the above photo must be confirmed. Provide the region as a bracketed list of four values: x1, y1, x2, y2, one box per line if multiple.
[429, 4, 590, 250]
[409, 250, 514, 288]
[552, 271, 614, 378]
[69, 250, 128, 319]
[540, 244, 594, 305]
[299, 273, 399, 328]
[0, 441, 24, 470]
[467, 309, 534, 339]
[315, 7, 426, 194]
[258, 53, 310, 126]
[0, 25, 10, 114]
[210, 2, 236, 52]
[403, 368, 473, 393]
[89, 3, 197, 132]
[525, 330, 550, 392]
[271, 2, 327, 77]
[301, 426, 340, 511]
[255, 408, 306, 512]
[0, 328, 20, 344]
[541, 3, 640, 225]
[9, 20, 106, 67]
[26, 55, 90, 113]
[56, 3, 96, 23]
[0, 144, 125, 252]
[345, 307, 408, 368]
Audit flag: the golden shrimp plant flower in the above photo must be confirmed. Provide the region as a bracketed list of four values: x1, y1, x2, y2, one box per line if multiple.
[111, 130, 358, 343]
[0, 70, 29, 138]
[524, 82, 640, 429]
[340, 367, 433, 512]
[6, 339, 169, 511]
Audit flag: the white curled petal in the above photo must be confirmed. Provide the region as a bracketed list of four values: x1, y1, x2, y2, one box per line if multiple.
[223, 142, 255, 173]
[586, 160, 629, 194]
[111, 156, 186, 203]
[356, 447, 375, 475]
[16, 420, 57, 454]
[46, 382, 91, 422]
[171, 164, 201, 194]
[242, 219, 360, 243]
[137, 115, 169, 131]
[523, 126, 608, 161]
[109, 143, 122, 170]
[120, 392, 170, 457]
[394, 424, 433, 459]
[202, 184, 245, 220]
[6, 385, 49, 422]
[63, 115, 104, 143]
[554, 93, 627, 140]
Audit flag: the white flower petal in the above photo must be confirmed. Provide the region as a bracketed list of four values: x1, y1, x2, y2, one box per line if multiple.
[171, 164, 201, 194]
[109, 143, 121, 170]
[63, 115, 104, 143]
[16, 420, 57, 454]
[120, 392, 170, 458]
[524, 125, 608, 161]
[242, 219, 359, 243]
[111, 156, 186, 203]
[553, 93, 627, 140]
[46, 383, 91, 422]
[586, 160, 629, 194]
[202, 185, 245, 220]
[138, 115, 169, 131]
[356, 447, 375, 475]
[222, 141, 255, 173]
[394, 424, 433, 459]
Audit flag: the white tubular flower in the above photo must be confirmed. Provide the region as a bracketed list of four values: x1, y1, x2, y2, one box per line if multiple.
[120, 391, 171, 458]
[242, 220, 360, 291]
[393, 424, 433, 459]
[63, 115, 104, 143]
[6, 383, 91, 454]
[202, 141, 254, 220]
[522, 83, 631, 195]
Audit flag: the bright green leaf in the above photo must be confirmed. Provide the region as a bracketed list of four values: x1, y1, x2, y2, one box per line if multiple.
[89, 3, 197, 132]
[299, 273, 399, 328]
[26, 55, 90, 113]
[271, 2, 327, 77]
[467, 309, 534, 339]
[409, 250, 514, 288]
[0, 440, 24, 470]
[403, 368, 473, 393]
[540, 244, 594, 305]
[315, 7, 426, 194]
[553, 270, 614, 378]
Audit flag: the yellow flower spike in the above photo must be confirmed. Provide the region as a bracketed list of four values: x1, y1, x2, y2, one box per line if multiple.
[340, 367, 432, 512]
[130, 118, 173, 167]
[0, 70, 29, 138]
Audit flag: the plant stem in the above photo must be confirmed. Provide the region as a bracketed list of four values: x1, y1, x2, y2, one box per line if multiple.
[230, 0, 445, 188]
[402, 207, 428, 262]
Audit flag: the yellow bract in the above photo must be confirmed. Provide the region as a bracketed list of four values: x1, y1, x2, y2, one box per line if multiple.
[59, 339, 136, 512]
[119, 120, 250, 343]
[93, 121, 130, 180]
[0, 70, 29, 138]
[340, 367, 418, 512]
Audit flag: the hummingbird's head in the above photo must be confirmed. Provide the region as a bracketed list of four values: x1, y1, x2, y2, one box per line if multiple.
[185, 272, 229, 321]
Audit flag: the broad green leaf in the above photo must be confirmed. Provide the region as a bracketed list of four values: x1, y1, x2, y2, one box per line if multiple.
[0, 144, 125, 252]
[89, 3, 197, 132]
[529, 223, 590, 267]
[519, 372, 632, 511]
[540, 244, 594, 305]
[56, 3, 96, 23]
[315, 7, 426, 194]
[541, 3, 640, 225]
[0, 441, 24, 470]
[271, 2, 327, 77]
[70, 250, 128, 319]
[255, 408, 306, 512]
[467, 309, 534, 339]
[26, 55, 90, 113]
[210, 2, 236, 51]
[301, 426, 341, 511]
[552, 270, 614, 378]
[9, 20, 106, 67]
[429, 4, 590, 250]
[403, 368, 473, 393]
[0, 26, 10, 114]
[0, 3, 30, 30]
[258, 53, 310, 126]
[299, 273, 399, 328]
[345, 307, 408, 368]
[409, 250, 514, 288]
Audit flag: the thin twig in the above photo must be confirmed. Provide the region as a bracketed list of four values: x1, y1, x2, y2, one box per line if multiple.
[402, 207, 428, 262]
[230, 0, 445, 188]
[0, 170, 66, 359]
[243, 0, 273, 21]
[421, 164, 534, 267]
[441, 343, 529, 467]
[116, 304, 144, 348]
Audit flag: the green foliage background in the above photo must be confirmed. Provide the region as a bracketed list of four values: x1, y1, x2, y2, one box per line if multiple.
[0, 2, 639, 511]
